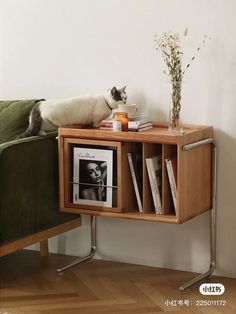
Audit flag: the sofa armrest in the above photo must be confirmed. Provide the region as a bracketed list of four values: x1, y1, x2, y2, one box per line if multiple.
[0, 132, 57, 153]
[0, 133, 78, 244]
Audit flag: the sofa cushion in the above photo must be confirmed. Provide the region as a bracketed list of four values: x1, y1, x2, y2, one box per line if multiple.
[0, 134, 79, 245]
[0, 99, 43, 144]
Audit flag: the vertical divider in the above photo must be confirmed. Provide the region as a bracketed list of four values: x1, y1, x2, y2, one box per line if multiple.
[64, 138, 71, 206]
[142, 143, 153, 213]
[58, 134, 65, 210]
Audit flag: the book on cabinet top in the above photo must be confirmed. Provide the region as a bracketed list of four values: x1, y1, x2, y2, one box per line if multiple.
[128, 124, 153, 132]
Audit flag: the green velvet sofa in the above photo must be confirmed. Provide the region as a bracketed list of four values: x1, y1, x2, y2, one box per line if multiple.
[0, 99, 81, 257]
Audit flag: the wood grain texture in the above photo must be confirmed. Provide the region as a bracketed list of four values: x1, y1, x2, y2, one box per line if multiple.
[62, 137, 122, 213]
[178, 127, 213, 223]
[60, 207, 178, 223]
[59, 123, 213, 145]
[0, 250, 235, 314]
[40, 240, 49, 257]
[0, 219, 81, 257]
[59, 124, 213, 224]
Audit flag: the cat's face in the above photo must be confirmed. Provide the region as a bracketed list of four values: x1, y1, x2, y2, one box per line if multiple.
[105, 86, 127, 108]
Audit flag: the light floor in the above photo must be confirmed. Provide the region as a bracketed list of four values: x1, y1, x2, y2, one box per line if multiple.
[0, 250, 235, 314]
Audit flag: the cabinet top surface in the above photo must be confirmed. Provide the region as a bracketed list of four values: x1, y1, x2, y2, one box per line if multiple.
[59, 123, 213, 144]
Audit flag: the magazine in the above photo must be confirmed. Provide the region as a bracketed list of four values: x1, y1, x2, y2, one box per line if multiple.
[73, 147, 113, 207]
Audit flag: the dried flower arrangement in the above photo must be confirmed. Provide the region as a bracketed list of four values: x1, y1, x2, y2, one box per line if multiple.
[154, 31, 209, 132]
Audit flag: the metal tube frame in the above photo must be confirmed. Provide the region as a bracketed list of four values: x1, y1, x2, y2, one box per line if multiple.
[57, 215, 97, 273]
[57, 138, 217, 293]
[179, 138, 217, 292]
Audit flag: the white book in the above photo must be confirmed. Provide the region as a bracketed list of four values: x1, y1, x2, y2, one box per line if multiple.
[165, 157, 177, 213]
[128, 117, 152, 127]
[127, 153, 143, 212]
[129, 125, 153, 132]
[128, 122, 153, 129]
[146, 156, 162, 214]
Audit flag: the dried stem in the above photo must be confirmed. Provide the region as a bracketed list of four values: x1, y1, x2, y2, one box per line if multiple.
[154, 32, 209, 131]
[154, 32, 183, 130]
[182, 35, 210, 76]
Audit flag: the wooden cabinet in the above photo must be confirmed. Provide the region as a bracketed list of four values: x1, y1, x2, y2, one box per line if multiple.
[58, 123, 213, 224]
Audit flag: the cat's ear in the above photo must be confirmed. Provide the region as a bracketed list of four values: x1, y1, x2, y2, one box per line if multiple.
[121, 85, 126, 92]
[111, 86, 117, 95]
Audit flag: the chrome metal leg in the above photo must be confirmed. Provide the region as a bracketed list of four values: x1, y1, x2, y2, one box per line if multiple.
[57, 215, 97, 273]
[179, 142, 217, 292]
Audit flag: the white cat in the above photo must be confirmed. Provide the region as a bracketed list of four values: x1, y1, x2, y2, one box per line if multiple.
[21, 86, 127, 137]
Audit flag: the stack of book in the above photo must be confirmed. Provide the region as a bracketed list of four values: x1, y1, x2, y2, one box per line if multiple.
[100, 117, 153, 132]
[128, 117, 153, 132]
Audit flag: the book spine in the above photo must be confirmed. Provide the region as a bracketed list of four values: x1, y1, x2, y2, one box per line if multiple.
[129, 125, 153, 132]
[128, 121, 151, 127]
[146, 159, 161, 214]
[165, 158, 177, 213]
[127, 153, 143, 213]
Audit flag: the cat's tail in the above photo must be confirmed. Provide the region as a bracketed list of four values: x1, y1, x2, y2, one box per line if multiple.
[18, 103, 43, 138]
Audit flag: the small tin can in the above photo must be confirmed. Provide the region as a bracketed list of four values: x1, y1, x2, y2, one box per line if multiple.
[112, 119, 122, 131]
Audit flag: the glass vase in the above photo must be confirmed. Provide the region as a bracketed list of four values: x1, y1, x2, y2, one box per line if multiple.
[168, 80, 183, 133]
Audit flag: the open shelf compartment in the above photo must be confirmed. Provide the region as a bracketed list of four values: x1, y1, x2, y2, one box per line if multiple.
[61, 138, 122, 213]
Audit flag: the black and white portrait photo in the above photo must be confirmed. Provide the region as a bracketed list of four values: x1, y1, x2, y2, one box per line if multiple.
[79, 160, 107, 201]
[73, 147, 113, 207]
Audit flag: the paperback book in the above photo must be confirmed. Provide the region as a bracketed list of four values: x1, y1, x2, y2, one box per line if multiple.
[127, 152, 143, 212]
[165, 157, 177, 213]
[146, 155, 162, 214]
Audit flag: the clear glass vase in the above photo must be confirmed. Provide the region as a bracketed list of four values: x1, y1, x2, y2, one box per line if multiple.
[168, 80, 183, 133]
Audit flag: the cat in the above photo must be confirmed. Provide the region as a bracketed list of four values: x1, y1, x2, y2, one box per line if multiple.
[20, 86, 127, 137]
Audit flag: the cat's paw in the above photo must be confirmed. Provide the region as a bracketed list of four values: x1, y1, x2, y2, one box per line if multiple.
[92, 122, 100, 128]
[38, 130, 47, 136]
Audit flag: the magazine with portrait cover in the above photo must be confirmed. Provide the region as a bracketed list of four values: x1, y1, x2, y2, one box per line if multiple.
[73, 147, 113, 207]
